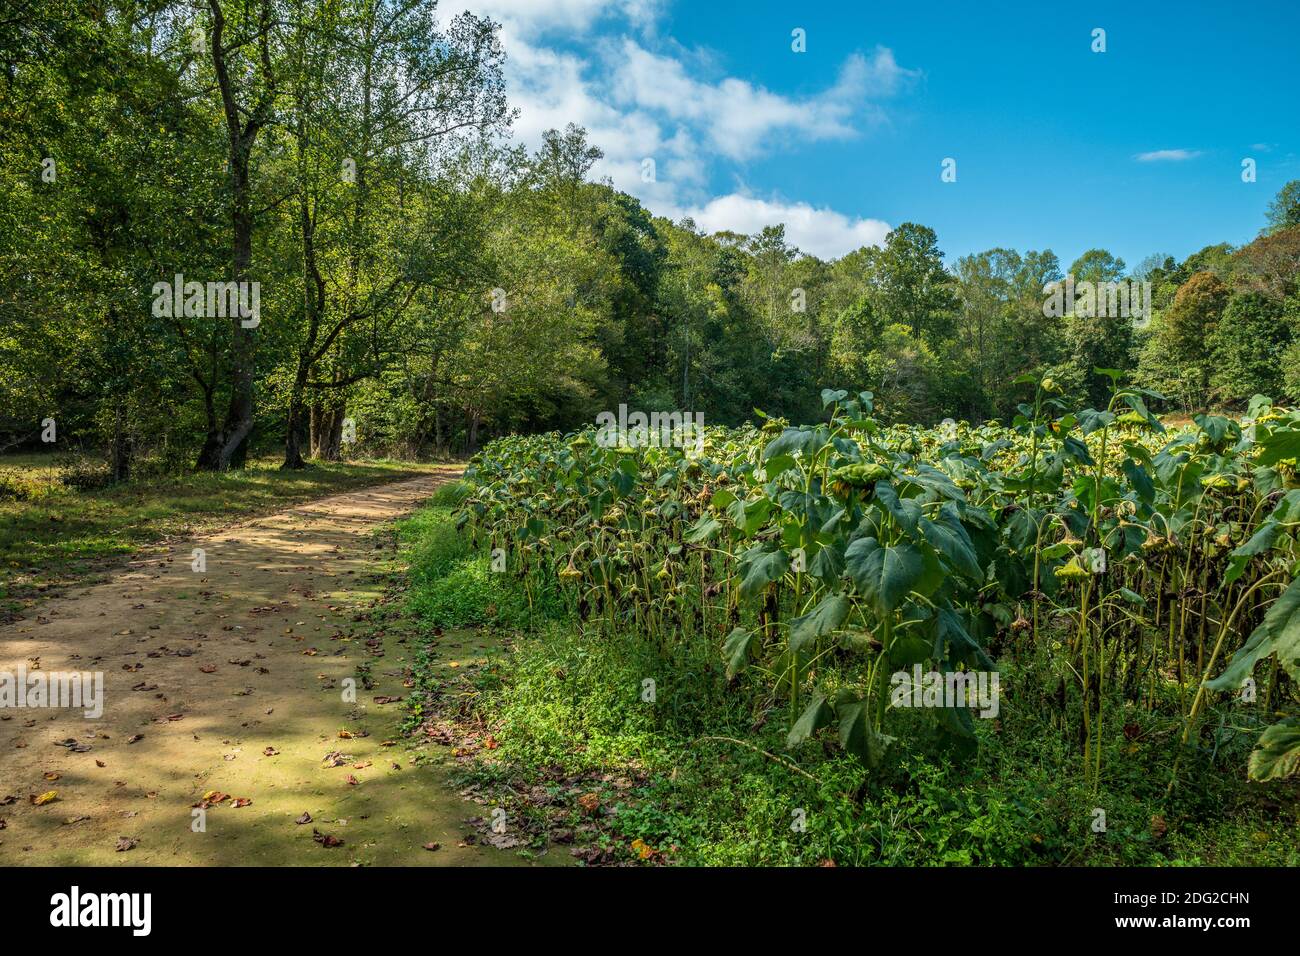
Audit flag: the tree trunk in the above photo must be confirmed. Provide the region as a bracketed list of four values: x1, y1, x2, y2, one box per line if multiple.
[282, 391, 308, 469]
[214, 172, 256, 471]
[204, 0, 273, 472]
[310, 398, 345, 461]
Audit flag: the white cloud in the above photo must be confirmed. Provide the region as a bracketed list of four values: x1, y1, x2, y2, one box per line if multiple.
[455, 1, 904, 260]
[611, 42, 914, 160]
[1134, 148, 1201, 162]
[677, 194, 891, 259]
[490, 25, 703, 206]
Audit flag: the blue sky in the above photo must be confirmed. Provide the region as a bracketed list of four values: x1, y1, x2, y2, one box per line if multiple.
[450, 0, 1299, 268]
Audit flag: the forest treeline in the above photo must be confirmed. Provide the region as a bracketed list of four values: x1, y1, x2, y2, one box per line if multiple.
[3, 1, 1299, 475]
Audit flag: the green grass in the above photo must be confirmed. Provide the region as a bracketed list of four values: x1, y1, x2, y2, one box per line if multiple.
[395, 504, 1300, 867]
[398, 480, 561, 631]
[0, 452, 445, 618]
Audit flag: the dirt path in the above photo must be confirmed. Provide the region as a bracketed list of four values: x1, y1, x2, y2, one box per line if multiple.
[0, 470, 552, 866]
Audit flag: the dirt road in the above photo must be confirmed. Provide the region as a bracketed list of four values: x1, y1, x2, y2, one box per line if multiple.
[0, 470, 548, 866]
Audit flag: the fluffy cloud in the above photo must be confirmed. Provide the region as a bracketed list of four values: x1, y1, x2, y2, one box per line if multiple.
[611, 42, 913, 160]
[1134, 148, 1201, 162]
[451, 1, 906, 259]
[677, 194, 891, 259]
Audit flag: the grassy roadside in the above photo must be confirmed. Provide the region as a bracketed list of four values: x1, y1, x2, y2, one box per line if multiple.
[392, 491, 1300, 867]
[0, 453, 448, 620]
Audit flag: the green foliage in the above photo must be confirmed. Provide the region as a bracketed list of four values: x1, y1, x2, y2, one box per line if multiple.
[403, 499, 1300, 864]
[1265, 180, 1300, 234]
[4, 5, 1300, 477]
[1210, 292, 1290, 402]
[453, 383, 1300, 789]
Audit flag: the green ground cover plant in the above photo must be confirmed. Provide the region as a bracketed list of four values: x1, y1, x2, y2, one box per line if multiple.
[398, 380, 1300, 865]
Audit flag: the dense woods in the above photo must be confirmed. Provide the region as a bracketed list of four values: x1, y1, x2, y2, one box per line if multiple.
[3, 1, 1298, 475]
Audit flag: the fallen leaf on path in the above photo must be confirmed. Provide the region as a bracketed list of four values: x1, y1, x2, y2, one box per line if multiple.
[312, 828, 343, 848]
[115, 837, 138, 852]
[127, 735, 144, 744]
[42, 772, 60, 781]
[423, 842, 441, 851]
[373, 696, 402, 704]
[577, 793, 600, 815]
[62, 815, 90, 825]
[199, 665, 217, 674]
[231, 798, 252, 808]
[262, 747, 280, 756]
[30, 791, 58, 806]
[295, 812, 312, 825]
[95, 760, 106, 768]
[345, 775, 360, 786]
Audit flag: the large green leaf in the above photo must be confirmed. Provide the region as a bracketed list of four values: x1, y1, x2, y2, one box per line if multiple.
[834, 691, 893, 768]
[737, 544, 791, 599]
[786, 692, 831, 748]
[1207, 575, 1300, 690]
[897, 464, 965, 502]
[788, 593, 852, 652]
[1120, 458, 1155, 505]
[1224, 521, 1279, 586]
[762, 427, 825, 461]
[874, 481, 920, 533]
[682, 515, 721, 544]
[888, 631, 932, 667]
[1256, 424, 1300, 467]
[809, 543, 845, 583]
[931, 606, 995, 669]
[726, 496, 773, 537]
[1248, 717, 1300, 782]
[1077, 408, 1115, 435]
[844, 537, 923, 614]
[722, 627, 755, 679]
[919, 504, 982, 582]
